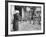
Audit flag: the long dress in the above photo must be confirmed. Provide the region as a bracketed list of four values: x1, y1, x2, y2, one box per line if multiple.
[13, 14, 19, 31]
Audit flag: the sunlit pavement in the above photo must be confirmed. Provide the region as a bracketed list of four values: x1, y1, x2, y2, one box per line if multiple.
[18, 21, 41, 31]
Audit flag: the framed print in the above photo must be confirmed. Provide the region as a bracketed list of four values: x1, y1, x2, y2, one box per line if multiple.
[5, 1, 45, 36]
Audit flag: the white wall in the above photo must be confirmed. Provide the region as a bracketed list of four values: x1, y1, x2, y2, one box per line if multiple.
[0, 0, 46, 37]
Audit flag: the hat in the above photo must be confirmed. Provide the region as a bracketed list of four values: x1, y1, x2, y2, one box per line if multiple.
[35, 8, 41, 11]
[13, 10, 19, 14]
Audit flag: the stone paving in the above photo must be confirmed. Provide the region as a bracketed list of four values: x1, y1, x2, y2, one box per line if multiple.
[18, 21, 41, 31]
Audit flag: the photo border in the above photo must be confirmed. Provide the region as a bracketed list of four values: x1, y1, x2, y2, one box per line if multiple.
[5, 1, 45, 36]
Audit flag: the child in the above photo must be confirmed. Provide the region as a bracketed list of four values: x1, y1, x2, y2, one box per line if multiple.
[33, 8, 41, 25]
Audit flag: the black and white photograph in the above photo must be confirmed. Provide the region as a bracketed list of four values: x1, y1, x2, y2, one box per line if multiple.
[5, 1, 45, 35]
